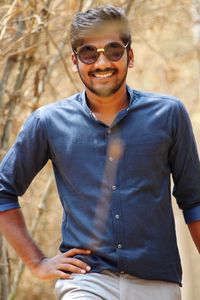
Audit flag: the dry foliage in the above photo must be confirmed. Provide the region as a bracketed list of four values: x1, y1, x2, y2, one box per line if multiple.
[0, 0, 199, 299]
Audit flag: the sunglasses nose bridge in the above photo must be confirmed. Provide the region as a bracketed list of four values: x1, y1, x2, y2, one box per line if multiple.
[97, 48, 105, 53]
[95, 47, 111, 64]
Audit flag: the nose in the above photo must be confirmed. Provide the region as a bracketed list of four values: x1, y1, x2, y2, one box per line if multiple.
[94, 51, 110, 66]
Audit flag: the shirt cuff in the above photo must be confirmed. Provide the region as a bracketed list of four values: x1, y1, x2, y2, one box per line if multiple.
[183, 205, 200, 224]
[0, 202, 20, 212]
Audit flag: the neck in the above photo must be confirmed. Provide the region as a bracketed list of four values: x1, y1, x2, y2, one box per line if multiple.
[86, 85, 129, 115]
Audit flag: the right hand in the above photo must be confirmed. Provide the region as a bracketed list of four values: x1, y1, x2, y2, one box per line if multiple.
[32, 248, 91, 280]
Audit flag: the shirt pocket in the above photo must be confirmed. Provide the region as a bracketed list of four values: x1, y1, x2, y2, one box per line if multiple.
[121, 139, 168, 177]
[131, 142, 165, 156]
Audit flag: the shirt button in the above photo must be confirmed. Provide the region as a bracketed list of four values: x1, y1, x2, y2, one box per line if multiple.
[117, 243, 122, 249]
[112, 185, 117, 190]
[115, 214, 120, 220]
[107, 128, 111, 134]
[109, 156, 114, 162]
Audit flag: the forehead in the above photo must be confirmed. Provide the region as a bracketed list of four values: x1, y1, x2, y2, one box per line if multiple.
[78, 32, 122, 48]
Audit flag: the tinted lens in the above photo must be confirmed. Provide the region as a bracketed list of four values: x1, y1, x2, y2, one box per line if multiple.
[76, 42, 126, 64]
[78, 45, 97, 64]
[105, 42, 124, 61]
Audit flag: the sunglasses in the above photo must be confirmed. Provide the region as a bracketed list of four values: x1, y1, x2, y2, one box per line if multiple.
[74, 41, 130, 65]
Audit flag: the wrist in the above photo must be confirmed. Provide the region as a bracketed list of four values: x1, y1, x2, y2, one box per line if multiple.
[28, 254, 47, 272]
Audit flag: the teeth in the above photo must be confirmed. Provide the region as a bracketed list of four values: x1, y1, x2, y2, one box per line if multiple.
[94, 72, 113, 78]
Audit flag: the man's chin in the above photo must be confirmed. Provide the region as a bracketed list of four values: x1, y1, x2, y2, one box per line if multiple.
[90, 86, 121, 98]
[94, 90, 115, 97]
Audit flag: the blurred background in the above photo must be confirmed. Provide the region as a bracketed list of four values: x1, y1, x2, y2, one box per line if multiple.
[0, 0, 199, 299]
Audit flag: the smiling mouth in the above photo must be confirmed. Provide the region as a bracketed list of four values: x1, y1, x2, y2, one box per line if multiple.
[91, 69, 116, 79]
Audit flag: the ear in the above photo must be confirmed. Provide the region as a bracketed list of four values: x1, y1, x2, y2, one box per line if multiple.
[72, 53, 78, 72]
[128, 48, 134, 68]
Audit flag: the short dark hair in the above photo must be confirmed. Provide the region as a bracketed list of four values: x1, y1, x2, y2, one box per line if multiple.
[70, 5, 132, 51]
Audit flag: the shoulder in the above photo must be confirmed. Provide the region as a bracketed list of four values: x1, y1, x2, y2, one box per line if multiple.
[131, 88, 180, 106]
[19, 93, 82, 133]
[26, 92, 82, 125]
[128, 87, 187, 115]
[36, 92, 82, 116]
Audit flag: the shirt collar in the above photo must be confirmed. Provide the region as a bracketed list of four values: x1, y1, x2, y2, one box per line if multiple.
[80, 85, 135, 115]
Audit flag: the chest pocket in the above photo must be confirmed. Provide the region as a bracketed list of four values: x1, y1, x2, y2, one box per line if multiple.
[131, 142, 165, 156]
[120, 136, 168, 176]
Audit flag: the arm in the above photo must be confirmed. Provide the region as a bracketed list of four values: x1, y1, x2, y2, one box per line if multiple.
[168, 101, 200, 253]
[187, 220, 200, 253]
[0, 112, 91, 280]
[0, 112, 92, 279]
[0, 208, 91, 280]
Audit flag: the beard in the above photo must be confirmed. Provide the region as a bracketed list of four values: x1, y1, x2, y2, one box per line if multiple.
[77, 66, 128, 98]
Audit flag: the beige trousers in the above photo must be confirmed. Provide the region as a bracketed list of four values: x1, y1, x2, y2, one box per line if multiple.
[55, 271, 181, 300]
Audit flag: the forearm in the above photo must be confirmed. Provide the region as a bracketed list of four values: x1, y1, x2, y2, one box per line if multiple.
[187, 220, 200, 253]
[0, 207, 92, 280]
[0, 208, 45, 272]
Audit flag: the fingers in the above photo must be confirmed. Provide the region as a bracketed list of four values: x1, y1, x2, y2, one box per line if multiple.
[61, 248, 91, 274]
[39, 270, 72, 281]
[61, 257, 90, 270]
[64, 248, 91, 257]
[59, 263, 90, 274]
[34, 248, 92, 280]
[54, 270, 72, 280]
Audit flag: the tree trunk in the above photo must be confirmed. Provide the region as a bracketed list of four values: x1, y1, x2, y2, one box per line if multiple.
[0, 235, 9, 300]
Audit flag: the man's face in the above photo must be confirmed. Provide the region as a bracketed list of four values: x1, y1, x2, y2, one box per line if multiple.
[72, 33, 134, 98]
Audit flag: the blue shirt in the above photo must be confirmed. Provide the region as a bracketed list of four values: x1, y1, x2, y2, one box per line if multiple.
[0, 86, 200, 286]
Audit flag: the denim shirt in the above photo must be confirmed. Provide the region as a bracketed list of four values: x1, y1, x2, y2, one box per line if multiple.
[0, 86, 200, 285]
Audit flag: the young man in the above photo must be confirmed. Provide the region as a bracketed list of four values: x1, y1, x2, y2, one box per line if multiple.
[0, 5, 200, 300]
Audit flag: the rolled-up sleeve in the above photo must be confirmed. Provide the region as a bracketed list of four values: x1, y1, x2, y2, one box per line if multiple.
[169, 101, 200, 223]
[0, 110, 49, 211]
